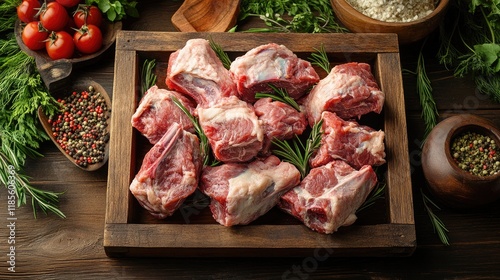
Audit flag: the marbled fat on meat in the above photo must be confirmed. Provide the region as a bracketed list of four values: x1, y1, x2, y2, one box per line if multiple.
[166, 38, 237, 107]
[129, 123, 202, 219]
[197, 96, 264, 163]
[131, 85, 195, 144]
[279, 160, 377, 234]
[230, 43, 320, 103]
[304, 62, 384, 125]
[200, 155, 301, 226]
[310, 111, 385, 169]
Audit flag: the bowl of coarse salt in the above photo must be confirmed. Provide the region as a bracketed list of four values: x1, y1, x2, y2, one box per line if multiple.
[331, 0, 449, 44]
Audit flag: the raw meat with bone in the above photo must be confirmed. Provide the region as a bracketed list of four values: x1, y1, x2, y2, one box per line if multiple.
[310, 111, 385, 169]
[230, 43, 320, 103]
[279, 160, 377, 234]
[254, 97, 307, 155]
[131, 85, 195, 144]
[200, 155, 301, 226]
[303, 62, 384, 126]
[166, 38, 237, 107]
[197, 95, 264, 163]
[129, 123, 202, 219]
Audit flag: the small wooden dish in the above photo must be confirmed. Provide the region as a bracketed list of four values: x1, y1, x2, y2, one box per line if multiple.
[14, 19, 122, 92]
[38, 78, 111, 171]
[331, 0, 449, 44]
[171, 0, 240, 32]
[422, 114, 500, 208]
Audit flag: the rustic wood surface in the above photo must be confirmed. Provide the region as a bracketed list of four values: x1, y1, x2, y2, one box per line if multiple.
[1, 0, 500, 278]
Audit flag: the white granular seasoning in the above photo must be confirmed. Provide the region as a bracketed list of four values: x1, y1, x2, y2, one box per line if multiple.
[346, 0, 437, 23]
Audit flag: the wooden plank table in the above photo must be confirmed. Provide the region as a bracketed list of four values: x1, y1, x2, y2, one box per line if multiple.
[1, 1, 499, 278]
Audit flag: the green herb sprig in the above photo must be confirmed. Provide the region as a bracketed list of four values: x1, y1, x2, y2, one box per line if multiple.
[0, 29, 64, 218]
[421, 188, 450, 246]
[272, 120, 323, 179]
[141, 59, 157, 96]
[308, 44, 331, 74]
[85, 0, 139, 22]
[171, 97, 218, 167]
[255, 84, 301, 111]
[356, 183, 386, 214]
[239, 0, 347, 33]
[209, 37, 232, 70]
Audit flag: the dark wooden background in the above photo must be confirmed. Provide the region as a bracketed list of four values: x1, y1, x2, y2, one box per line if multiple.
[1, 1, 499, 278]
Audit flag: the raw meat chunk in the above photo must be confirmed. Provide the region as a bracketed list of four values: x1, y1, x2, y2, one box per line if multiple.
[254, 97, 307, 155]
[130, 123, 202, 219]
[279, 160, 377, 234]
[200, 155, 301, 226]
[230, 43, 319, 103]
[310, 111, 385, 169]
[304, 62, 384, 125]
[166, 38, 237, 106]
[131, 85, 195, 144]
[198, 96, 264, 163]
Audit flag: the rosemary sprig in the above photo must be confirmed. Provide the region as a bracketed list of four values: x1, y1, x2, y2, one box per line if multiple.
[209, 37, 232, 70]
[416, 44, 439, 138]
[171, 97, 218, 167]
[255, 84, 301, 111]
[272, 120, 323, 178]
[421, 188, 450, 246]
[141, 59, 157, 96]
[356, 183, 386, 213]
[308, 44, 331, 74]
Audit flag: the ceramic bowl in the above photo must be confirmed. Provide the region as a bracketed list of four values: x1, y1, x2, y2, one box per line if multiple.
[330, 0, 450, 44]
[422, 114, 500, 208]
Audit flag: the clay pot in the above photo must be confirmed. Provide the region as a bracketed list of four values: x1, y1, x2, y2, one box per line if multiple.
[422, 114, 500, 208]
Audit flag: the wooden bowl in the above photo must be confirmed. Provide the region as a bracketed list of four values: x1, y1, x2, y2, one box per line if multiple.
[38, 78, 111, 171]
[422, 114, 500, 208]
[171, 0, 240, 32]
[14, 19, 122, 92]
[331, 0, 449, 44]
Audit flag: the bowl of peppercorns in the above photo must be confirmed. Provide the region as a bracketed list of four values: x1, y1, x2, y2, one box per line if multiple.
[422, 114, 500, 208]
[330, 0, 450, 44]
[38, 78, 111, 171]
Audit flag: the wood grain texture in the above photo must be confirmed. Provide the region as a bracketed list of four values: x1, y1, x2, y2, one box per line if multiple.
[171, 0, 241, 32]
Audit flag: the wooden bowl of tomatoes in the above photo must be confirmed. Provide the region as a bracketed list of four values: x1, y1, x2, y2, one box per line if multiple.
[14, 0, 122, 92]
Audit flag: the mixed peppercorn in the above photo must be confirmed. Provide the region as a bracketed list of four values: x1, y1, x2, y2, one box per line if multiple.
[451, 131, 500, 176]
[48, 86, 110, 168]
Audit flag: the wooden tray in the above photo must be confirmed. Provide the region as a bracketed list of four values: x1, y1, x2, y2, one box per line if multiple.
[104, 31, 415, 257]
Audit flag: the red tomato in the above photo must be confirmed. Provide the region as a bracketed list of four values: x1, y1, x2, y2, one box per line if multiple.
[55, 0, 80, 8]
[21, 21, 48, 51]
[46, 31, 74, 60]
[17, 0, 41, 23]
[40, 2, 69, 31]
[73, 5, 103, 28]
[73, 24, 102, 54]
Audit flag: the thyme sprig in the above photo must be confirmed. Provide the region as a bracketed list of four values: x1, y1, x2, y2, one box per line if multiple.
[271, 120, 323, 179]
[421, 188, 450, 246]
[255, 84, 301, 111]
[209, 37, 232, 70]
[309, 44, 331, 74]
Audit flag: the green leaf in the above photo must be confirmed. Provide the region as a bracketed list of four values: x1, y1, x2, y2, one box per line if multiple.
[474, 43, 500, 69]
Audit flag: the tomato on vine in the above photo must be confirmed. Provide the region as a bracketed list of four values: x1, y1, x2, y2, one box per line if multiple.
[40, 1, 69, 31]
[73, 5, 103, 28]
[22, 21, 48, 51]
[73, 24, 102, 54]
[17, 0, 41, 23]
[46, 31, 74, 60]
